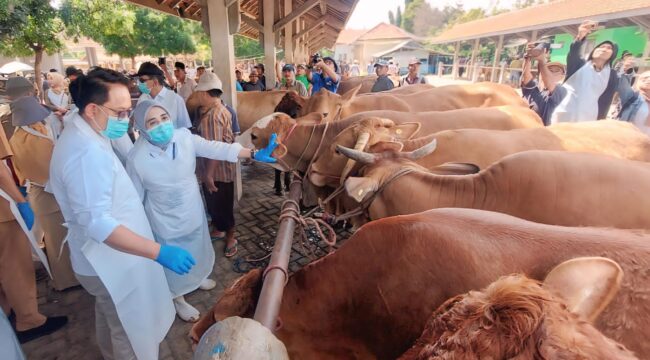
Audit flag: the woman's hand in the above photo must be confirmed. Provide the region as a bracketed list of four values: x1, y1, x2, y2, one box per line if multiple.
[254, 133, 279, 163]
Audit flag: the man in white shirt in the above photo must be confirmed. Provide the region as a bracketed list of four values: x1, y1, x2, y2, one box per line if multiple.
[171, 62, 196, 102]
[136, 62, 192, 129]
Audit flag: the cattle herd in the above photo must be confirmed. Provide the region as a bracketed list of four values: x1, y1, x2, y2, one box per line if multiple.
[192, 82, 650, 359]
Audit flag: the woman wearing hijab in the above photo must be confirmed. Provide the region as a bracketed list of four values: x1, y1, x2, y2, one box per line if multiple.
[550, 20, 619, 123]
[126, 100, 277, 322]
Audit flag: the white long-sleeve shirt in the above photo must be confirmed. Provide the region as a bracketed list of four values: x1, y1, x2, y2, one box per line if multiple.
[137, 87, 192, 129]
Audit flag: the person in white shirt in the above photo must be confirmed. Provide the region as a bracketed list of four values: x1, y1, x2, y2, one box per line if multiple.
[135, 62, 192, 129]
[170, 61, 196, 102]
[49, 67, 195, 360]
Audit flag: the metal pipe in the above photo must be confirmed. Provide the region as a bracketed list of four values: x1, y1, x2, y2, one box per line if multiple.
[253, 177, 303, 330]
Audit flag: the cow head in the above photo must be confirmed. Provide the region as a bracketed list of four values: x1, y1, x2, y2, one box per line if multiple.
[336, 139, 479, 203]
[237, 112, 324, 171]
[302, 84, 362, 120]
[275, 91, 308, 119]
[400, 257, 635, 360]
[308, 117, 421, 187]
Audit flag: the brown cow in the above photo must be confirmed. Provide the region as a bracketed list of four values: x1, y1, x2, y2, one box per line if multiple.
[186, 90, 288, 132]
[301, 82, 529, 120]
[400, 273, 637, 359]
[337, 75, 377, 95]
[309, 120, 650, 187]
[337, 145, 650, 230]
[191, 208, 650, 358]
[237, 106, 542, 174]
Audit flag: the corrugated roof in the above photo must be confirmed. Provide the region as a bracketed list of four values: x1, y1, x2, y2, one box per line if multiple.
[431, 0, 650, 43]
[357, 22, 418, 41]
[335, 28, 367, 44]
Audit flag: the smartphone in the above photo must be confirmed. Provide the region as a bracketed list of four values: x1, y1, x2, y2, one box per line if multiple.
[158, 57, 166, 66]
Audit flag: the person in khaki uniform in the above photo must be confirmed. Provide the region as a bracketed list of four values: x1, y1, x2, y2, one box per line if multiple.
[0, 103, 67, 343]
[7, 77, 78, 291]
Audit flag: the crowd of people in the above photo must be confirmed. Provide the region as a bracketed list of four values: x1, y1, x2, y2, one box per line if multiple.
[1, 59, 280, 359]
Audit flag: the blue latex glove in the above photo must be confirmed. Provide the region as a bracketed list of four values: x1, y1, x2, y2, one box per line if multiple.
[155, 245, 196, 275]
[254, 133, 279, 163]
[18, 186, 28, 198]
[16, 202, 34, 230]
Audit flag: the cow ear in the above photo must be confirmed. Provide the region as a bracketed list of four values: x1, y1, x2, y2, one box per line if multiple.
[368, 141, 403, 153]
[344, 176, 379, 203]
[543, 257, 623, 322]
[390, 122, 421, 140]
[430, 162, 480, 175]
[341, 84, 362, 102]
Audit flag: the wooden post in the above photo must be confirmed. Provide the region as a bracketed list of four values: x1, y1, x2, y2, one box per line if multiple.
[263, 0, 276, 90]
[283, 0, 294, 63]
[207, 0, 237, 108]
[469, 38, 480, 80]
[531, 29, 539, 42]
[490, 35, 504, 82]
[498, 62, 506, 84]
[452, 41, 460, 79]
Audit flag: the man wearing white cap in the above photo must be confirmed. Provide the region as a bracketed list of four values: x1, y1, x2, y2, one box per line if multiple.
[400, 58, 427, 86]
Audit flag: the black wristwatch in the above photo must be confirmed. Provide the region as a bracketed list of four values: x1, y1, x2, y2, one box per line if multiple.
[250, 148, 256, 159]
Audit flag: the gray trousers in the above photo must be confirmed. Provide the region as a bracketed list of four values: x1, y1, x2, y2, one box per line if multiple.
[75, 274, 137, 360]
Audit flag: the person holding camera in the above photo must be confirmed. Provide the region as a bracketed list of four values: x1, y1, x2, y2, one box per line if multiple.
[307, 55, 340, 95]
[550, 20, 619, 123]
[616, 65, 650, 134]
[521, 43, 567, 126]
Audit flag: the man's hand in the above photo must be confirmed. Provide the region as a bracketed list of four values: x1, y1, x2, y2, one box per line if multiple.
[577, 20, 597, 41]
[204, 176, 218, 193]
[315, 60, 326, 70]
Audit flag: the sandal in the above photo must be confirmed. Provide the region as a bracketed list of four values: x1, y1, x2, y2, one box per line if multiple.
[225, 240, 238, 258]
[210, 230, 226, 241]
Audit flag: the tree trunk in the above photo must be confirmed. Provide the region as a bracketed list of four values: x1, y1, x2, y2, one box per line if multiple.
[131, 56, 136, 71]
[34, 47, 44, 102]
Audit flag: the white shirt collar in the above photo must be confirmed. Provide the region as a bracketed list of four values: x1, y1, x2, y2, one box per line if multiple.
[71, 112, 112, 149]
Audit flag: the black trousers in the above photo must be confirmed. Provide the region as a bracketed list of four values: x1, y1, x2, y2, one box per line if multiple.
[203, 181, 235, 232]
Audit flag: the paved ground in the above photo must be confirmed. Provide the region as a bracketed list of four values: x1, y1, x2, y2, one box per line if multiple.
[22, 163, 352, 360]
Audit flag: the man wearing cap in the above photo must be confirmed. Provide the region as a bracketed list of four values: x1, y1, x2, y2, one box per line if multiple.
[6, 77, 79, 291]
[65, 66, 81, 83]
[521, 43, 567, 126]
[308, 56, 340, 95]
[399, 58, 426, 86]
[171, 62, 197, 102]
[371, 60, 394, 93]
[276, 64, 308, 97]
[136, 62, 192, 129]
[191, 73, 242, 257]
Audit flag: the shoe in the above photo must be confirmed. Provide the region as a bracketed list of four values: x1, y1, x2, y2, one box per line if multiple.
[174, 297, 200, 322]
[210, 230, 226, 241]
[199, 278, 217, 291]
[17, 316, 68, 343]
[274, 189, 284, 196]
[225, 240, 238, 258]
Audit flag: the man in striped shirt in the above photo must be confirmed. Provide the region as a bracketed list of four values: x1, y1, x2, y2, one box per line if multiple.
[193, 73, 240, 257]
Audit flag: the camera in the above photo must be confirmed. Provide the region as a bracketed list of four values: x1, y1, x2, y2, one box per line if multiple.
[158, 57, 166, 66]
[527, 42, 550, 58]
[311, 53, 322, 65]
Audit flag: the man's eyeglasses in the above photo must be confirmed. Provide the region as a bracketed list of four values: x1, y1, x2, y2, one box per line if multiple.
[138, 77, 151, 83]
[99, 104, 132, 119]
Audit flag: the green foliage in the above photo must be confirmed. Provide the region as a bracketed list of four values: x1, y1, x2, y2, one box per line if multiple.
[395, 6, 403, 29]
[388, 10, 395, 25]
[234, 35, 263, 59]
[0, 0, 63, 57]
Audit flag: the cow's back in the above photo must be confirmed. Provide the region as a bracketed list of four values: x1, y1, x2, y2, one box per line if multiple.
[275, 208, 650, 358]
[236, 91, 287, 132]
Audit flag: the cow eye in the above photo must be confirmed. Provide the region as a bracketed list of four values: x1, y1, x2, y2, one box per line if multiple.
[334, 148, 340, 155]
[251, 133, 258, 140]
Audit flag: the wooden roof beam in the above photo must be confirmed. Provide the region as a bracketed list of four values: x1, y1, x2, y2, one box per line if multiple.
[325, 0, 350, 13]
[295, 19, 324, 38]
[242, 12, 264, 33]
[319, 0, 327, 16]
[273, 0, 320, 32]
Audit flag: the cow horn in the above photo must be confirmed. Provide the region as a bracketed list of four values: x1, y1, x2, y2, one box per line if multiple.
[379, 118, 395, 127]
[401, 139, 438, 160]
[339, 132, 371, 183]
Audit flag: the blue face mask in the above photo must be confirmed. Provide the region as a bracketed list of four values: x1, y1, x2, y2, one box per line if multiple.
[102, 116, 130, 139]
[138, 81, 151, 95]
[146, 121, 174, 146]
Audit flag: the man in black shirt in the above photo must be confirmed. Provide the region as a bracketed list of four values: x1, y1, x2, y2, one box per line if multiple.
[242, 69, 265, 91]
[371, 60, 394, 92]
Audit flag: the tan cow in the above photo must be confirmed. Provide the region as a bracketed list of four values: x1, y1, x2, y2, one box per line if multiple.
[336, 146, 650, 230]
[186, 90, 288, 132]
[337, 75, 377, 95]
[191, 208, 650, 358]
[400, 273, 637, 359]
[300, 82, 529, 120]
[309, 120, 650, 187]
[238, 106, 542, 174]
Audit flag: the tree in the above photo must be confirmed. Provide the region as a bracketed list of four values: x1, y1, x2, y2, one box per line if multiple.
[234, 35, 263, 59]
[402, 0, 423, 33]
[395, 6, 403, 28]
[388, 10, 395, 25]
[0, 0, 63, 99]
